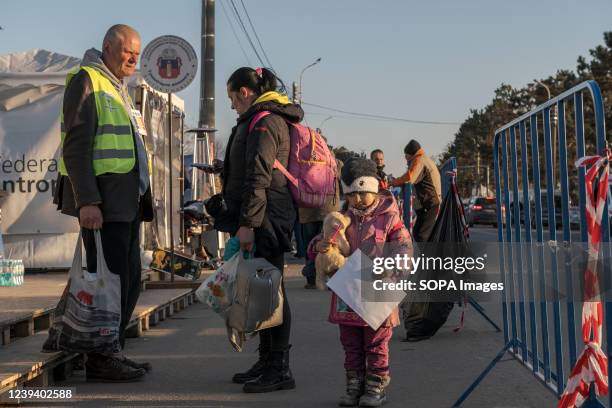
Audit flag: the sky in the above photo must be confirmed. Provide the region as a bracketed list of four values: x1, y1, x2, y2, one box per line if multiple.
[2, 0, 612, 176]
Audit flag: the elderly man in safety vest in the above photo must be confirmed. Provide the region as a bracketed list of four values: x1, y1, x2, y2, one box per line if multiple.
[52, 24, 153, 382]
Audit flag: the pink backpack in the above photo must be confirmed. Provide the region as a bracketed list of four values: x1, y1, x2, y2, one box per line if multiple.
[249, 111, 337, 208]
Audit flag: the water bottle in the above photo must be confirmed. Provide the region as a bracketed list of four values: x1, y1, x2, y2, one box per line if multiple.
[11, 260, 24, 286]
[0, 259, 7, 286]
[3, 260, 10, 287]
[2, 259, 10, 287]
[8, 260, 14, 287]
[10, 260, 14, 287]
[19, 260, 24, 286]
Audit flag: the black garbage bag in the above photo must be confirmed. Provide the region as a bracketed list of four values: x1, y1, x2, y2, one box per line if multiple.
[403, 181, 469, 341]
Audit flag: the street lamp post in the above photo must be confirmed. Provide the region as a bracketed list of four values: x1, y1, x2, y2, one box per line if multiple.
[318, 115, 333, 132]
[534, 79, 558, 187]
[298, 57, 321, 104]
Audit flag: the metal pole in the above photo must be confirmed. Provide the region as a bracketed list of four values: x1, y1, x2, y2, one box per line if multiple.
[292, 81, 298, 104]
[202, 0, 215, 199]
[200, 0, 215, 130]
[476, 147, 481, 196]
[194, 0, 216, 201]
[203, 133, 216, 194]
[168, 92, 175, 282]
[318, 115, 333, 131]
[179, 112, 185, 251]
[298, 57, 321, 104]
[535, 80, 555, 186]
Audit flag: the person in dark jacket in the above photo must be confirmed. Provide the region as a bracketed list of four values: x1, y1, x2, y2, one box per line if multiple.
[299, 157, 342, 289]
[48, 24, 153, 382]
[370, 149, 394, 190]
[390, 140, 441, 242]
[222, 67, 299, 393]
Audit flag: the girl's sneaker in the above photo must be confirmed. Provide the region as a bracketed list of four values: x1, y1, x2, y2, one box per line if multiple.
[339, 370, 364, 406]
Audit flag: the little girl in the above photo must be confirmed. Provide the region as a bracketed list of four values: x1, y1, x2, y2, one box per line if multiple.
[308, 158, 412, 407]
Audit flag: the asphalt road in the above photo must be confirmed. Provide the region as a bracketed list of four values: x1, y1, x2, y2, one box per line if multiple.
[468, 223, 587, 243]
[48, 273, 557, 408]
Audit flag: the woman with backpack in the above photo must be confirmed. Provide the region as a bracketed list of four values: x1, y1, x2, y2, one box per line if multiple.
[221, 67, 302, 393]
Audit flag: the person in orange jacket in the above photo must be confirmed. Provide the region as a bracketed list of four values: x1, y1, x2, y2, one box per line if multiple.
[390, 140, 441, 242]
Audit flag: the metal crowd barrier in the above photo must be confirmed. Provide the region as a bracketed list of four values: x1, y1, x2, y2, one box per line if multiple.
[402, 183, 413, 235]
[454, 80, 609, 407]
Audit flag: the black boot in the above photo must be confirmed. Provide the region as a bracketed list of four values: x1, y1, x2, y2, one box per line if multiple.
[358, 374, 390, 407]
[232, 347, 269, 384]
[242, 346, 296, 393]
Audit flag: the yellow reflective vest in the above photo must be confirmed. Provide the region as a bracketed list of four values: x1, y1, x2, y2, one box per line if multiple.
[59, 66, 135, 176]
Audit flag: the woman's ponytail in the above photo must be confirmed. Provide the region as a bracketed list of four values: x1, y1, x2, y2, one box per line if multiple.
[227, 67, 286, 96]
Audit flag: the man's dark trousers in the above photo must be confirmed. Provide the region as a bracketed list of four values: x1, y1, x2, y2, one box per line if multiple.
[82, 217, 141, 349]
[413, 205, 439, 243]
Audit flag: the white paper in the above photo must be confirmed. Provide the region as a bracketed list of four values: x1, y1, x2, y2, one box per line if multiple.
[327, 249, 407, 330]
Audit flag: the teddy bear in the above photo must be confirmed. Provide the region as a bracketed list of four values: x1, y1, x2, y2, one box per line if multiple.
[315, 211, 352, 290]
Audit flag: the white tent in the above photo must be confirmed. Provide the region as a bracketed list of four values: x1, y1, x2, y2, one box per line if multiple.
[0, 49, 185, 268]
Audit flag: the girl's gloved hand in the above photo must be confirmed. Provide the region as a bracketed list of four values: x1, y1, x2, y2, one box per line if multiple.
[316, 239, 337, 253]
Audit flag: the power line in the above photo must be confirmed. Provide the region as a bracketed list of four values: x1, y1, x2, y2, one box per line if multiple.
[227, 0, 267, 67]
[302, 101, 462, 126]
[305, 112, 397, 123]
[239, 0, 273, 68]
[219, 0, 252, 65]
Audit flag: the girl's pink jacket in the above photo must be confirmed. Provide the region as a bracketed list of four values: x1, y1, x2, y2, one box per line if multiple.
[308, 190, 413, 327]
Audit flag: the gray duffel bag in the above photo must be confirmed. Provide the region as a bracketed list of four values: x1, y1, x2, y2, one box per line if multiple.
[226, 257, 284, 351]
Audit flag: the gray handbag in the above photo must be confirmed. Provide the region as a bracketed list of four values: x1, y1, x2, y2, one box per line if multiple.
[226, 257, 284, 351]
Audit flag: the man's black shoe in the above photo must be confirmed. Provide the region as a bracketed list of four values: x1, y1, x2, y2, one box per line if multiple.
[120, 356, 152, 372]
[86, 355, 146, 382]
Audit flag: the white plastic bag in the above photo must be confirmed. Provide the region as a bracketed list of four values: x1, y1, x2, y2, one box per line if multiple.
[196, 253, 240, 315]
[327, 249, 406, 330]
[43, 231, 122, 354]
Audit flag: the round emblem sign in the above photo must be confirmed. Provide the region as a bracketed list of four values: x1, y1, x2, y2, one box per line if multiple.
[141, 35, 198, 93]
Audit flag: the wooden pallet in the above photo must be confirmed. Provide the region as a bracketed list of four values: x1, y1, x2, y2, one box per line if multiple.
[0, 288, 196, 403]
[0, 271, 155, 348]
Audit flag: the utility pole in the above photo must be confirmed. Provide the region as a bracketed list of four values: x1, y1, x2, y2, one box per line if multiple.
[194, 0, 224, 258]
[193, 0, 217, 200]
[476, 146, 481, 196]
[200, 0, 215, 131]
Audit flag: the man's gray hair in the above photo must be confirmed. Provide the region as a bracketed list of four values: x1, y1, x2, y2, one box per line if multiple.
[103, 24, 139, 47]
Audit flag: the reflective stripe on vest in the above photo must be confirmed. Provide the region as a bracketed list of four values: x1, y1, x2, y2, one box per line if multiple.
[59, 66, 136, 176]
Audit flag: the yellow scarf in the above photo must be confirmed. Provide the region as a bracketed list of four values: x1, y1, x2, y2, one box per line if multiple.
[254, 91, 291, 105]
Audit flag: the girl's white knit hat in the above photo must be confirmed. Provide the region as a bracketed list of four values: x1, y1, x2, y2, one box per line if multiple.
[341, 158, 380, 194]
